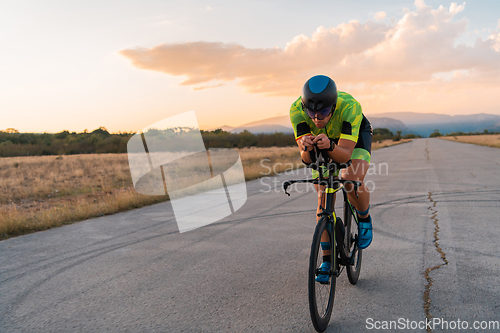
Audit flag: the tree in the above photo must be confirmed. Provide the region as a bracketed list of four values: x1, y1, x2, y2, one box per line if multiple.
[237, 130, 258, 148]
[92, 127, 111, 137]
[373, 128, 394, 142]
[5, 128, 19, 134]
[55, 130, 70, 140]
[393, 130, 402, 141]
[429, 129, 442, 138]
[213, 128, 226, 134]
[373, 128, 393, 137]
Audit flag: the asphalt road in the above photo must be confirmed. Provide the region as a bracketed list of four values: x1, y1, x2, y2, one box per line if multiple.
[1, 138, 499, 332]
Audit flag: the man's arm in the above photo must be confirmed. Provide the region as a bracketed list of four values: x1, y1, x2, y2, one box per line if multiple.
[290, 97, 316, 163]
[298, 134, 355, 164]
[297, 135, 315, 164]
[312, 134, 355, 163]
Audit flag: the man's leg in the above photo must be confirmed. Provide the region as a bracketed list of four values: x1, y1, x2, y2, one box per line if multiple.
[314, 183, 334, 282]
[314, 183, 331, 246]
[342, 159, 373, 249]
[342, 159, 370, 216]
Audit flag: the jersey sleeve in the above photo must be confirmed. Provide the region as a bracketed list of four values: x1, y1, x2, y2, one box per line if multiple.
[339, 100, 363, 143]
[290, 97, 312, 140]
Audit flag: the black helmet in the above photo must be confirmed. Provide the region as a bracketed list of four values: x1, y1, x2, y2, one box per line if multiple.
[301, 75, 338, 112]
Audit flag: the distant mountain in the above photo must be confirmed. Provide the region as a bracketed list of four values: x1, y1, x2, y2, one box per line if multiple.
[205, 125, 235, 132]
[370, 112, 452, 124]
[231, 124, 294, 134]
[232, 115, 409, 134]
[209, 112, 500, 137]
[366, 117, 408, 133]
[206, 117, 292, 134]
[219, 125, 235, 132]
[237, 116, 291, 128]
[232, 115, 408, 134]
[369, 112, 500, 137]
[489, 121, 500, 132]
[225, 116, 293, 134]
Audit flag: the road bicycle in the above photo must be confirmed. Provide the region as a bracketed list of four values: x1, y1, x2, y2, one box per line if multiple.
[283, 146, 363, 332]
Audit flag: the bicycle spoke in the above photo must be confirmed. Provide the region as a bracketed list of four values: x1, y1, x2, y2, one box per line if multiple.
[315, 255, 330, 315]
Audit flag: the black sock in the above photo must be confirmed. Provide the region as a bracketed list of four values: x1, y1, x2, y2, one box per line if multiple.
[323, 255, 331, 263]
[358, 215, 371, 223]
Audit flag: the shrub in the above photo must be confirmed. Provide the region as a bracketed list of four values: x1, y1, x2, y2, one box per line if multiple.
[429, 129, 442, 138]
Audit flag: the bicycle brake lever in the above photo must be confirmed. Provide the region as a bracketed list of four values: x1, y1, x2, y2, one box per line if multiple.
[354, 180, 361, 198]
[345, 180, 360, 198]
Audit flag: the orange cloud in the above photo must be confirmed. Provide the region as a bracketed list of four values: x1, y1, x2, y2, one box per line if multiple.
[374, 11, 386, 20]
[120, 1, 500, 97]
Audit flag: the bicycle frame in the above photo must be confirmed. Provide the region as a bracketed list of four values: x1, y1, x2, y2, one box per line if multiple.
[317, 167, 353, 276]
[282, 147, 362, 272]
[283, 146, 363, 332]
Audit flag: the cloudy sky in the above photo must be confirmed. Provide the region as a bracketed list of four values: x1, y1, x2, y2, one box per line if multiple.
[1, 0, 500, 133]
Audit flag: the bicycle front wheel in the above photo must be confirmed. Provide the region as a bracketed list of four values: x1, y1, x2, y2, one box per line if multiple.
[345, 201, 362, 285]
[308, 216, 336, 332]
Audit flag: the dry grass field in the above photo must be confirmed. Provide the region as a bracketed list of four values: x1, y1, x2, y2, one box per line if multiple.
[0, 147, 301, 239]
[440, 134, 500, 148]
[372, 138, 412, 150]
[0, 154, 159, 239]
[0, 141, 408, 239]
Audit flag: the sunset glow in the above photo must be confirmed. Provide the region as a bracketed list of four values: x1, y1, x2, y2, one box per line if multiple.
[1, 0, 499, 133]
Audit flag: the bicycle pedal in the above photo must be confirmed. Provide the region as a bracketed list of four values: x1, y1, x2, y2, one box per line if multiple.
[315, 269, 332, 276]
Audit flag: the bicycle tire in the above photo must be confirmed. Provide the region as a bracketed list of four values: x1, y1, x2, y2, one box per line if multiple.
[308, 216, 336, 332]
[345, 201, 362, 285]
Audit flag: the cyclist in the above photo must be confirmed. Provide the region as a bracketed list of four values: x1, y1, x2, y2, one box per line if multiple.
[290, 75, 373, 283]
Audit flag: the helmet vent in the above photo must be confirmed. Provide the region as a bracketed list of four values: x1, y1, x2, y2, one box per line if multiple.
[308, 75, 330, 94]
[302, 75, 337, 112]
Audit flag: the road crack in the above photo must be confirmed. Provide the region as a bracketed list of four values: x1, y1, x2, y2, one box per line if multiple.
[423, 192, 449, 333]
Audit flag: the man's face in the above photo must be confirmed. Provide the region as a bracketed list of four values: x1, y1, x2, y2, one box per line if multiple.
[311, 112, 332, 129]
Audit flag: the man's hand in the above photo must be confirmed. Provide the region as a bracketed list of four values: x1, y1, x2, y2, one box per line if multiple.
[312, 134, 331, 150]
[299, 135, 315, 151]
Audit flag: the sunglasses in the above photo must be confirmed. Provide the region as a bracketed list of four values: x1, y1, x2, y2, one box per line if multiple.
[305, 106, 332, 120]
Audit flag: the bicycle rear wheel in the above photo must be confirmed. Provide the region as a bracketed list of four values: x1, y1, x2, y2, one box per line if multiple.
[345, 201, 362, 285]
[308, 216, 336, 332]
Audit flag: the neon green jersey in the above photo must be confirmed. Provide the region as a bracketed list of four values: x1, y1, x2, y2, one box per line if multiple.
[289, 91, 364, 143]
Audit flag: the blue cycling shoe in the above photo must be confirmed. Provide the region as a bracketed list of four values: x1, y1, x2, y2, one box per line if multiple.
[358, 216, 373, 249]
[315, 261, 331, 284]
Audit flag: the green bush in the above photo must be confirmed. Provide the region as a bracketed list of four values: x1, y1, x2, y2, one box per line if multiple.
[373, 128, 394, 142]
[0, 127, 299, 157]
[393, 130, 403, 142]
[429, 129, 442, 138]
